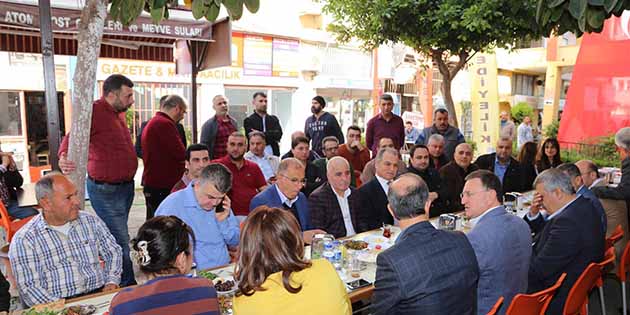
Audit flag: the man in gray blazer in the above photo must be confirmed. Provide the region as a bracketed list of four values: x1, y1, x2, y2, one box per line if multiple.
[463, 170, 532, 315]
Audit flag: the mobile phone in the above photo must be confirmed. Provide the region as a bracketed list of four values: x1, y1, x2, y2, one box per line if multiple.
[346, 279, 372, 290]
[215, 197, 225, 213]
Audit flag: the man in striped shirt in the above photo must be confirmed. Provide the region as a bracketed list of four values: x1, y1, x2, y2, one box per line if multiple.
[9, 173, 122, 307]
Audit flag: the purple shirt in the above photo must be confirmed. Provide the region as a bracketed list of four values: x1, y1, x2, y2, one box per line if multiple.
[366, 114, 405, 156]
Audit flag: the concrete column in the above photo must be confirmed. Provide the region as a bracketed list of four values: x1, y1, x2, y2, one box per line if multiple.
[541, 62, 562, 132]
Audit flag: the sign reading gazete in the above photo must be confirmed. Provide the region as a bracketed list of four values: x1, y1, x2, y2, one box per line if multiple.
[0, 2, 212, 41]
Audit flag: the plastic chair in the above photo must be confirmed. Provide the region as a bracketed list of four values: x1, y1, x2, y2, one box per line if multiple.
[0, 202, 34, 243]
[606, 224, 624, 251]
[486, 296, 504, 315]
[617, 240, 630, 315]
[595, 247, 616, 315]
[505, 273, 566, 315]
[563, 262, 603, 315]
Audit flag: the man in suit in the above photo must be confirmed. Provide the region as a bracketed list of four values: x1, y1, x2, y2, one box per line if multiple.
[249, 158, 325, 243]
[427, 134, 449, 170]
[358, 148, 399, 231]
[558, 163, 607, 233]
[405, 144, 450, 217]
[527, 168, 605, 315]
[592, 127, 630, 200]
[360, 137, 406, 184]
[576, 160, 605, 189]
[243, 92, 283, 156]
[309, 157, 364, 238]
[463, 170, 531, 315]
[440, 143, 478, 213]
[474, 137, 525, 194]
[371, 173, 479, 315]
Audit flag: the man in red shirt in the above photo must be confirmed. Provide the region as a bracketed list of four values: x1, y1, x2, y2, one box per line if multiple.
[200, 95, 238, 159]
[366, 94, 405, 157]
[338, 125, 371, 185]
[213, 132, 267, 221]
[58, 74, 137, 287]
[141, 95, 187, 219]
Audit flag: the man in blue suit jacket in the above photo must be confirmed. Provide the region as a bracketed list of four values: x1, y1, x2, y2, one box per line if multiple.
[558, 163, 607, 233]
[463, 170, 532, 315]
[249, 158, 325, 242]
[528, 169, 605, 315]
[372, 173, 479, 315]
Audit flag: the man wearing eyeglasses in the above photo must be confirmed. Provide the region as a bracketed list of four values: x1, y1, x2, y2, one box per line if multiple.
[249, 158, 326, 243]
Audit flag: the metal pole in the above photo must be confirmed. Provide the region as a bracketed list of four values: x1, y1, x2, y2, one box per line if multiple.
[190, 41, 199, 143]
[38, 0, 61, 170]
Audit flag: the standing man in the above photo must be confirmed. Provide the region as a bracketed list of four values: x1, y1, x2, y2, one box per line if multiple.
[243, 92, 283, 156]
[366, 94, 405, 157]
[135, 95, 187, 159]
[58, 74, 137, 287]
[141, 95, 187, 219]
[405, 144, 450, 217]
[416, 108, 465, 161]
[462, 170, 531, 315]
[359, 148, 399, 230]
[304, 96, 344, 156]
[171, 144, 210, 193]
[338, 125, 371, 182]
[440, 143, 479, 213]
[371, 173, 479, 315]
[213, 133, 267, 221]
[517, 116, 534, 149]
[200, 95, 238, 160]
[404, 121, 420, 143]
[474, 137, 525, 193]
[244, 131, 280, 184]
[499, 111, 516, 140]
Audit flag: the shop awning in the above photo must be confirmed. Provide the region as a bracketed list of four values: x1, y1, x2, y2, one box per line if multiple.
[0, 1, 223, 62]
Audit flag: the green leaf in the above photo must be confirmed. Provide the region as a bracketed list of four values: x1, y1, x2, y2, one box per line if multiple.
[151, 6, 165, 22]
[550, 7, 565, 21]
[536, 0, 545, 22]
[568, 0, 588, 18]
[603, 0, 618, 12]
[205, 2, 220, 21]
[153, 0, 167, 9]
[586, 7, 606, 28]
[549, 0, 568, 7]
[244, 0, 259, 13]
[192, 0, 208, 19]
[224, 0, 244, 20]
[578, 9, 587, 31]
[588, 0, 605, 5]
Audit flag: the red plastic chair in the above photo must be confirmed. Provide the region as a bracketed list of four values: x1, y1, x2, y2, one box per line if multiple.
[486, 296, 504, 315]
[595, 247, 616, 315]
[563, 248, 616, 315]
[0, 202, 35, 243]
[606, 224, 624, 251]
[617, 240, 630, 315]
[505, 273, 566, 315]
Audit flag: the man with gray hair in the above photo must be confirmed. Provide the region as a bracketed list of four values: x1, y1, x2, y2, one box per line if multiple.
[359, 147, 402, 230]
[200, 94, 238, 159]
[371, 173, 479, 315]
[9, 173, 122, 307]
[415, 108, 465, 160]
[592, 127, 630, 200]
[527, 168, 605, 315]
[427, 134, 449, 170]
[155, 163, 240, 270]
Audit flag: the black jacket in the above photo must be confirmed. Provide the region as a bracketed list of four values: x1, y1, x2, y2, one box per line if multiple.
[593, 157, 630, 200]
[405, 166, 450, 217]
[358, 178, 393, 231]
[244, 112, 283, 156]
[440, 162, 479, 212]
[1, 166, 23, 202]
[308, 183, 365, 237]
[474, 153, 525, 194]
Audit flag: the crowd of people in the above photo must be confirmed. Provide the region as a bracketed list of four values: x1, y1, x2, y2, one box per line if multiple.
[0, 73, 625, 314]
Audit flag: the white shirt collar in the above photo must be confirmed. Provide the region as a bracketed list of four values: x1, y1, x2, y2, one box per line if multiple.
[469, 205, 502, 226]
[547, 196, 579, 221]
[589, 178, 604, 189]
[275, 185, 298, 206]
[333, 187, 352, 199]
[375, 175, 391, 195]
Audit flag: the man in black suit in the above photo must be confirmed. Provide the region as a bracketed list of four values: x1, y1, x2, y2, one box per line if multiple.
[243, 92, 283, 156]
[358, 148, 399, 231]
[405, 144, 450, 217]
[528, 168, 605, 315]
[372, 173, 479, 315]
[309, 157, 365, 238]
[474, 137, 525, 194]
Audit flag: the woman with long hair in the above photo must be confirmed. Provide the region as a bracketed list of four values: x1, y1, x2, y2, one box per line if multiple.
[234, 206, 351, 315]
[536, 138, 562, 173]
[519, 141, 539, 190]
[109, 216, 219, 315]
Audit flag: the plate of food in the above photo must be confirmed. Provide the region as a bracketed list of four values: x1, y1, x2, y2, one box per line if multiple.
[343, 240, 368, 251]
[356, 235, 393, 263]
[198, 270, 218, 281]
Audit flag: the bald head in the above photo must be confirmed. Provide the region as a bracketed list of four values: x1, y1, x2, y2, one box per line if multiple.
[576, 159, 599, 188]
[327, 157, 351, 194]
[278, 157, 305, 173]
[291, 131, 306, 141]
[453, 143, 473, 169]
[387, 173, 429, 219]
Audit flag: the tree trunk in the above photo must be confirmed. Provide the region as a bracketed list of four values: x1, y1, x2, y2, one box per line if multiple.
[441, 76, 457, 128]
[431, 49, 471, 129]
[67, 0, 107, 207]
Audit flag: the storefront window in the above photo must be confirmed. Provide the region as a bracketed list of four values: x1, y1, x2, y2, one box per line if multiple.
[0, 92, 22, 136]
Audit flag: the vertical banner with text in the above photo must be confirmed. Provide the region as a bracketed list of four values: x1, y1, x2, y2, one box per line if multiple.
[469, 53, 500, 154]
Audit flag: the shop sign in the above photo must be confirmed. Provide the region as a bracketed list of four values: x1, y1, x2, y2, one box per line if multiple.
[469, 53, 500, 154]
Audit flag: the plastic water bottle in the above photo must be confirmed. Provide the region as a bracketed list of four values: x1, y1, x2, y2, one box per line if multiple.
[323, 241, 334, 264]
[332, 241, 343, 271]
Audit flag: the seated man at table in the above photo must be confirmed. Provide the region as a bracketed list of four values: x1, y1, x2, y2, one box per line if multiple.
[250, 158, 325, 243]
[462, 170, 531, 315]
[156, 163, 240, 270]
[309, 157, 364, 238]
[244, 131, 280, 184]
[371, 173, 479, 315]
[359, 148, 400, 231]
[405, 144, 450, 217]
[360, 137, 406, 184]
[427, 134, 449, 170]
[171, 143, 210, 193]
[474, 137, 525, 194]
[592, 127, 630, 200]
[281, 131, 321, 162]
[0, 147, 38, 219]
[528, 169, 605, 315]
[440, 143, 478, 213]
[558, 163, 607, 233]
[9, 173, 122, 307]
[576, 160, 606, 189]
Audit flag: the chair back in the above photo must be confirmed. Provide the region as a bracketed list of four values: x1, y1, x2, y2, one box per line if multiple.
[0, 203, 12, 241]
[618, 240, 630, 282]
[606, 224, 624, 250]
[486, 296, 504, 315]
[563, 263, 603, 315]
[506, 273, 566, 315]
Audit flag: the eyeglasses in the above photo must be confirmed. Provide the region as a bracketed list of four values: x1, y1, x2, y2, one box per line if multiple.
[279, 174, 306, 185]
[460, 189, 488, 199]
